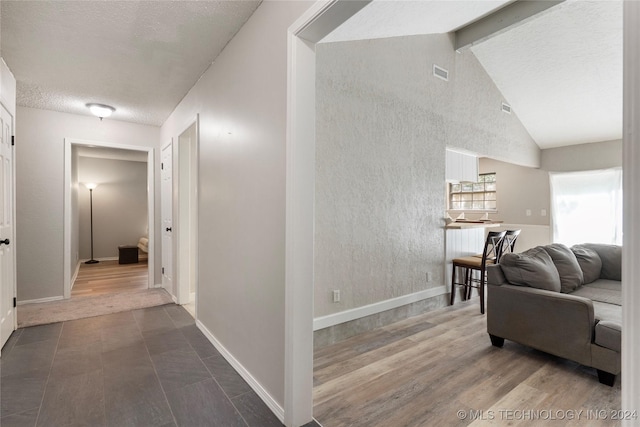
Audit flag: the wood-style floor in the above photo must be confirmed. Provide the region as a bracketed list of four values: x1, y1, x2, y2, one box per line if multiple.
[314, 299, 621, 427]
[71, 260, 149, 297]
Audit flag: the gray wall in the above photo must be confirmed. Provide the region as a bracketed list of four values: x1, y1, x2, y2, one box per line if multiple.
[542, 139, 622, 171]
[78, 156, 148, 259]
[16, 106, 159, 302]
[314, 34, 539, 317]
[160, 1, 312, 409]
[475, 140, 623, 227]
[478, 157, 550, 226]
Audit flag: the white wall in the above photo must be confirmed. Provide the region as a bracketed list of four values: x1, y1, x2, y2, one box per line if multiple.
[1, 59, 17, 117]
[16, 107, 159, 301]
[78, 156, 147, 259]
[71, 148, 80, 275]
[314, 34, 540, 317]
[160, 0, 312, 412]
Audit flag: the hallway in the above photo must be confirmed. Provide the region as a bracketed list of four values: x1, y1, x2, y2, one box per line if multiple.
[1, 305, 282, 426]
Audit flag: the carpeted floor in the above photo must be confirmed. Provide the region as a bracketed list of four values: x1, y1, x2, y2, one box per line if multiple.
[17, 288, 174, 328]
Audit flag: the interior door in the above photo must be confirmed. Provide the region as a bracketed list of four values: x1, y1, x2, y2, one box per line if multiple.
[0, 105, 15, 349]
[161, 142, 174, 296]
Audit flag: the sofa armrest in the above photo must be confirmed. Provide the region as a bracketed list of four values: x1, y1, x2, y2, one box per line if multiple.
[487, 283, 595, 366]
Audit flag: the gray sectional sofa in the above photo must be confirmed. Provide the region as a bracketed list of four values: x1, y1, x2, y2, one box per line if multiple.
[486, 243, 621, 386]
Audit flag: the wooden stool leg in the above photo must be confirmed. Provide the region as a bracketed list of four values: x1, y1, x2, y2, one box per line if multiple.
[479, 269, 485, 314]
[465, 269, 472, 300]
[450, 264, 457, 305]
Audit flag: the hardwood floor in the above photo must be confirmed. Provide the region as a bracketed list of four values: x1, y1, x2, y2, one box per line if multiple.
[71, 260, 149, 297]
[314, 299, 621, 427]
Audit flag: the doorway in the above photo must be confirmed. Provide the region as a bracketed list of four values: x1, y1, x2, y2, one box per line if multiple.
[177, 119, 199, 317]
[63, 139, 155, 300]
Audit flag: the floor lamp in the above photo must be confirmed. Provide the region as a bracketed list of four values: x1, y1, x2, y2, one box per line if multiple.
[85, 183, 99, 264]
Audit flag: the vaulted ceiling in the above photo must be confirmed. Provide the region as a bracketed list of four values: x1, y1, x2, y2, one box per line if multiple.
[323, 0, 623, 149]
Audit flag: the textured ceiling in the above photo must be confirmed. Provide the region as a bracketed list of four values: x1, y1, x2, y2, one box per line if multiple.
[322, 0, 622, 149]
[321, 0, 512, 43]
[1, 1, 261, 126]
[471, 0, 622, 148]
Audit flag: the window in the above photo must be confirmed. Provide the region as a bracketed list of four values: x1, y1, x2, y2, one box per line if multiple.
[449, 173, 497, 211]
[550, 168, 622, 246]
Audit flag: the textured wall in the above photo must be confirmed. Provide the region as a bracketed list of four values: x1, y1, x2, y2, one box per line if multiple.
[78, 157, 148, 259]
[315, 34, 539, 317]
[16, 107, 159, 301]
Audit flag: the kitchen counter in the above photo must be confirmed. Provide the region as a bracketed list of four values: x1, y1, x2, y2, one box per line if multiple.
[445, 221, 502, 229]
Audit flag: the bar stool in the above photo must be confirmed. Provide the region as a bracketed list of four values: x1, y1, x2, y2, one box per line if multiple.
[450, 230, 506, 314]
[467, 228, 521, 299]
[501, 229, 521, 256]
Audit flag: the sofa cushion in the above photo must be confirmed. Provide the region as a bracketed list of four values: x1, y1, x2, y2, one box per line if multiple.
[500, 247, 561, 292]
[571, 280, 621, 306]
[583, 243, 622, 281]
[542, 243, 584, 293]
[571, 245, 602, 284]
[592, 300, 622, 324]
[595, 321, 621, 352]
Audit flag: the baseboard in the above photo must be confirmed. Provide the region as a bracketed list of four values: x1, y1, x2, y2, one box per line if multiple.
[17, 295, 64, 305]
[196, 320, 285, 423]
[70, 261, 81, 291]
[313, 286, 448, 331]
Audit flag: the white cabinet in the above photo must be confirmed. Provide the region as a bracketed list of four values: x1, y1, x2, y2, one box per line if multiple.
[446, 149, 478, 183]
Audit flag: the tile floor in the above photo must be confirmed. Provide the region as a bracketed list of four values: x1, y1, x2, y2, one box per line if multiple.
[1, 304, 316, 427]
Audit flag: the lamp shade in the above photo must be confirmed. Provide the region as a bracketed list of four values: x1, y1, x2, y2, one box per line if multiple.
[85, 183, 98, 190]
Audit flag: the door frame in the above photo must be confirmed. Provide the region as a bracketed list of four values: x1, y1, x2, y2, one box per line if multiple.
[63, 138, 155, 299]
[175, 115, 200, 309]
[284, 1, 370, 424]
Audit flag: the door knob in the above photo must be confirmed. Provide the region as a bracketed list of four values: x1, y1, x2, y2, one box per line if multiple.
[166, 227, 172, 232]
[0, 238, 9, 245]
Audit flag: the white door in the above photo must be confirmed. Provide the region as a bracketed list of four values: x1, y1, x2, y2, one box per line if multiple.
[0, 105, 15, 350]
[161, 142, 174, 296]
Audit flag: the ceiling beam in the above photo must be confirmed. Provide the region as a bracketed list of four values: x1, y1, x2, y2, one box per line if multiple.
[455, 0, 566, 51]
[297, 0, 371, 43]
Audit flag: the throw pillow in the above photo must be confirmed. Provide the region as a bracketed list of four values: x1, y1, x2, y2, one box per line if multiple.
[500, 246, 561, 292]
[571, 245, 602, 284]
[583, 243, 621, 281]
[542, 243, 584, 293]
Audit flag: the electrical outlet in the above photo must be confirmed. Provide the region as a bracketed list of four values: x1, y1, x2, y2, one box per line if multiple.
[541, 209, 547, 217]
[426, 272, 432, 283]
[332, 290, 340, 303]
[526, 209, 532, 217]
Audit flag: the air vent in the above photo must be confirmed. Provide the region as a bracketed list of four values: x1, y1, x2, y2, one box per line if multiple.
[501, 102, 512, 114]
[433, 65, 449, 81]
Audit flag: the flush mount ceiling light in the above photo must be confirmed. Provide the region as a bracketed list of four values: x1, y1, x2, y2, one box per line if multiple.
[86, 103, 115, 120]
